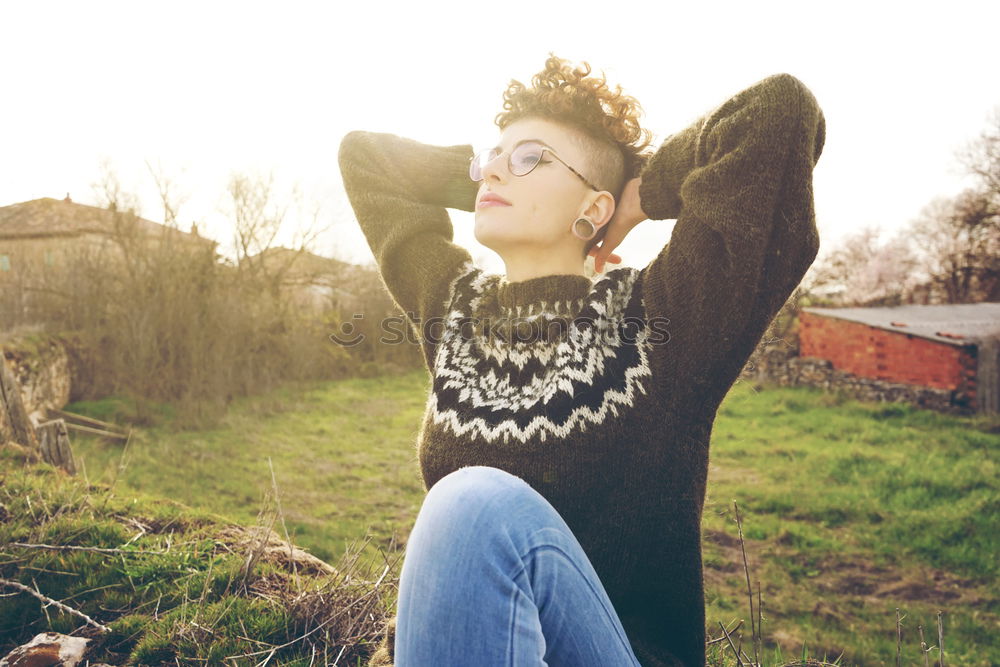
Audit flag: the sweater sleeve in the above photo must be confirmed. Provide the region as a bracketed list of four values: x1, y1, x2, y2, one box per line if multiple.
[637, 72, 826, 415]
[338, 131, 478, 372]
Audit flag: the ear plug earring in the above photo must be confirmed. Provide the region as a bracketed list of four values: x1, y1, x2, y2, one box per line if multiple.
[571, 216, 597, 240]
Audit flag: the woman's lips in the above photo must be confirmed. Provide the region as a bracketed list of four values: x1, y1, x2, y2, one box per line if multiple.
[478, 192, 512, 209]
[477, 199, 511, 209]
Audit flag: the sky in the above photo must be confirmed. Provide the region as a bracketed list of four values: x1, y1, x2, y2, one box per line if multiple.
[2, 0, 997, 276]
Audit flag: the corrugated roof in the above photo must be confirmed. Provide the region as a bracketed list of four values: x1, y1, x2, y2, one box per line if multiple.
[0, 197, 214, 247]
[802, 302, 1000, 346]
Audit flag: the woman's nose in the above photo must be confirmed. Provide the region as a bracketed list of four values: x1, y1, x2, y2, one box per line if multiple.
[480, 152, 508, 183]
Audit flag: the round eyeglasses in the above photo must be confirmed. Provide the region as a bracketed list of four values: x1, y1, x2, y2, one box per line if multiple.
[469, 141, 599, 191]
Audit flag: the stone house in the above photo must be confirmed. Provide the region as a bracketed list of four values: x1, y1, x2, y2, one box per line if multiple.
[0, 195, 217, 327]
[250, 246, 360, 313]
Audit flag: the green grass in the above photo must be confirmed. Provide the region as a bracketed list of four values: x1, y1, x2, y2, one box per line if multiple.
[0, 443, 393, 665]
[703, 381, 998, 665]
[9, 370, 999, 665]
[66, 373, 430, 573]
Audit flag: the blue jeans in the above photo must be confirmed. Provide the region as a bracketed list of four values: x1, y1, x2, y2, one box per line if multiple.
[395, 466, 643, 666]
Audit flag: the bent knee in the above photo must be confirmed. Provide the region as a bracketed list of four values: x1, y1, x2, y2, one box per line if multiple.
[424, 466, 532, 516]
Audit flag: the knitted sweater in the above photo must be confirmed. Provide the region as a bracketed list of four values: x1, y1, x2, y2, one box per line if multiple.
[338, 72, 826, 667]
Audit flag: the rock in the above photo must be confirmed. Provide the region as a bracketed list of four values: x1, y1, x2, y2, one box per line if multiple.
[0, 357, 39, 452]
[0, 335, 71, 426]
[0, 632, 90, 667]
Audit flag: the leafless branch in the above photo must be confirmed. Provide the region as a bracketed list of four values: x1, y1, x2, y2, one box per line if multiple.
[0, 577, 111, 632]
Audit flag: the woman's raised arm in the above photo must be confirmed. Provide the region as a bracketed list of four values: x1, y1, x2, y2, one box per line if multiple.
[637, 73, 827, 415]
[337, 131, 479, 371]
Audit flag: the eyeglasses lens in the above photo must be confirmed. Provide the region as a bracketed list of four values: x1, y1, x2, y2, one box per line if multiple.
[510, 144, 543, 176]
[469, 144, 543, 181]
[469, 149, 495, 181]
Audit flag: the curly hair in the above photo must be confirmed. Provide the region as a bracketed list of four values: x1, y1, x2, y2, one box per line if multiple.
[494, 51, 652, 258]
[494, 53, 654, 256]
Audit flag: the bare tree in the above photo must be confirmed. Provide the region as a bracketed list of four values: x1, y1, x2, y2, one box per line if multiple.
[910, 187, 1000, 303]
[802, 224, 922, 306]
[957, 105, 1000, 197]
[943, 104, 1000, 301]
[227, 171, 288, 282]
[145, 159, 189, 228]
[92, 157, 143, 215]
[224, 171, 332, 295]
[810, 104, 1000, 306]
[797, 103, 1000, 308]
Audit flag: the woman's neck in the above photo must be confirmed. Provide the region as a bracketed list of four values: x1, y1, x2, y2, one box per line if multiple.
[502, 254, 586, 283]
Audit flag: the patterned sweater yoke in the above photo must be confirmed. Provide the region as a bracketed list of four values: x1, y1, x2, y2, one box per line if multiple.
[338, 72, 826, 667]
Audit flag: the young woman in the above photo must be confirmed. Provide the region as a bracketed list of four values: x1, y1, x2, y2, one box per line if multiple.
[338, 54, 826, 667]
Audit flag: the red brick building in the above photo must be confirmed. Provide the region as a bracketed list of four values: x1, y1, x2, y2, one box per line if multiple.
[799, 303, 1000, 414]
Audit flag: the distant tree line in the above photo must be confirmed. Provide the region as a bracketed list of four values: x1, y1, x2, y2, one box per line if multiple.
[803, 106, 1000, 307]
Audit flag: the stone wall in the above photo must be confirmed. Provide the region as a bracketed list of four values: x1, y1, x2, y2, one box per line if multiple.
[743, 338, 975, 416]
[0, 333, 71, 424]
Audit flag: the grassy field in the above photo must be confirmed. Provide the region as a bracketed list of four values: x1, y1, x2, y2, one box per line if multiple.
[47, 370, 1000, 664]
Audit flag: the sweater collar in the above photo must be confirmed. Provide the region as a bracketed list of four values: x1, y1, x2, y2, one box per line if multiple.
[495, 272, 594, 318]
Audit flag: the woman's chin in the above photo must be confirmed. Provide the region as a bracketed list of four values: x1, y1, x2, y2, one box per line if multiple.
[475, 214, 540, 249]
[473, 218, 511, 248]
